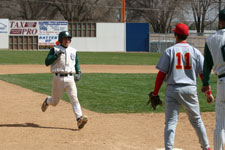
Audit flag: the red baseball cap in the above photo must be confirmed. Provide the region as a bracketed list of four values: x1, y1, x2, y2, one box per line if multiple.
[173, 23, 189, 35]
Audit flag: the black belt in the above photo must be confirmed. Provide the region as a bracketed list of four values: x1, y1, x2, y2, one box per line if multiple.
[218, 73, 225, 79]
[55, 73, 73, 77]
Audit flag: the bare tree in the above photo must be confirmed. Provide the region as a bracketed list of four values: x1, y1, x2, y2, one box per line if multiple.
[5, 0, 59, 20]
[125, 1, 143, 23]
[53, 0, 99, 22]
[0, 0, 17, 19]
[191, 0, 216, 33]
[126, 0, 179, 33]
[87, 0, 121, 22]
[218, 0, 222, 11]
[0, 0, 59, 20]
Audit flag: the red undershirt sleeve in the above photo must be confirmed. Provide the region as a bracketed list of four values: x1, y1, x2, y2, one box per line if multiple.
[199, 73, 203, 81]
[153, 71, 166, 95]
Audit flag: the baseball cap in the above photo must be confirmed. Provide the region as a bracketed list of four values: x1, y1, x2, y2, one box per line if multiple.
[172, 23, 189, 35]
[219, 9, 225, 21]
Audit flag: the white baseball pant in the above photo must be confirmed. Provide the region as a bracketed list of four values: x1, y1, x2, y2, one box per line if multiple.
[214, 77, 225, 150]
[164, 85, 210, 150]
[46, 74, 83, 119]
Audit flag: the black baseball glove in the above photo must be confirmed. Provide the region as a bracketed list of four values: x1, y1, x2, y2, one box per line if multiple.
[147, 92, 162, 110]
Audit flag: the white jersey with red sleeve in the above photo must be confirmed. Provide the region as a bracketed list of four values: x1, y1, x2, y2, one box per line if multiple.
[156, 43, 204, 85]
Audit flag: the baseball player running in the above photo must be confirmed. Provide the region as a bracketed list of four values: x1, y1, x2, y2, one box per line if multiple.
[150, 23, 211, 150]
[202, 9, 225, 150]
[41, 31, 88, 130]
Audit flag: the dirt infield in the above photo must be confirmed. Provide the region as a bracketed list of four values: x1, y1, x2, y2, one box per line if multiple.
[0, 65, 215, 150]
[0, 64, 158, 74]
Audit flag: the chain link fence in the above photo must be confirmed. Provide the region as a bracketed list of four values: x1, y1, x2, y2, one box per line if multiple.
[149, 32, 215, 54]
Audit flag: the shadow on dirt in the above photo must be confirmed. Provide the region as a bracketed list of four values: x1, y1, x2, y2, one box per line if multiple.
[0, 122, 79, 131]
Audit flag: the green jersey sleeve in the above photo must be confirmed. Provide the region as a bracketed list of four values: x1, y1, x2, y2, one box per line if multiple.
[45, 48, 58, 66]
[203, 43, 214, 86]
[75, 52, 81, 73]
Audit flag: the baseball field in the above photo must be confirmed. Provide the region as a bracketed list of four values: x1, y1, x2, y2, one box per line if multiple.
[0, 51, 217, 150]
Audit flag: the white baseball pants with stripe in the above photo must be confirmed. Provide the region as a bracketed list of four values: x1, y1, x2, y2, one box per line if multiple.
[46, 74, 83, 120]
[214, 77, 225, 150]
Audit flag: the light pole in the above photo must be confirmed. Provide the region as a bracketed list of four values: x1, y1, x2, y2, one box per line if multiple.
[121, 0, 125, 22]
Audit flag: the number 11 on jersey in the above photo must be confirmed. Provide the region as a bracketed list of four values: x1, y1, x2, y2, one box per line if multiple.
[176, 52, 192, 70]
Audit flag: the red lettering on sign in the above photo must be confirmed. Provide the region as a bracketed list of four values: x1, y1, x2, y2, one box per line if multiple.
[23, 29, 38, 35]
[10, 29, 22, 34]
[33, 22, 37, 27]
[10, 21, 25, 28]
[24, 22, 37, 27]
[10, 21, 15, 28]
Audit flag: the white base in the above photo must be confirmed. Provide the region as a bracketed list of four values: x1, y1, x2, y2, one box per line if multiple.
[156, 148, 183, 150]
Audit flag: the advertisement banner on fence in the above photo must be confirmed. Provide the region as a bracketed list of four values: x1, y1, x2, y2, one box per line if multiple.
[0, 19, 8, 34]
[38, 21, 68, 49]
[9, 20, 38, 35]
[0, 19, 9, 49]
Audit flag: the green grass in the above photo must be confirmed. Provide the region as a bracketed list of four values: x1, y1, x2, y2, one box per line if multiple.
[0, 50, 161, 65]
[78, 52, 161, 65]
[0, 50, 47, 64]
[0, 73, 216, 113]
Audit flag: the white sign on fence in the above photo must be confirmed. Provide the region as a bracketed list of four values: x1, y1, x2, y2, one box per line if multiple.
[0, 19, 9, 49]
[9, 20, 38, 35]
[38, 21, 68, 49]
[0, 19, 8, 34]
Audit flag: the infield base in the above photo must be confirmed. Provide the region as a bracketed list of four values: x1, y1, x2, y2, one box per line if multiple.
[156, 148, 183, 150]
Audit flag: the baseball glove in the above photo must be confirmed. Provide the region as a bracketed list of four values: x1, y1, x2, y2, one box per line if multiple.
[55, 49, 64, 56]
[75, 71, 82, 81]
[147, 92, 162, 110]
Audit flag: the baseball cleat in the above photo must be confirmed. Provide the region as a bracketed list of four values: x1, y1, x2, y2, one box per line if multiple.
[41, 98, 49, 112]
[77, 116, 88, 129]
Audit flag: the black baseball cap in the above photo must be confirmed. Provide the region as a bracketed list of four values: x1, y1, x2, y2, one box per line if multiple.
[219, 9, 225, 21]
